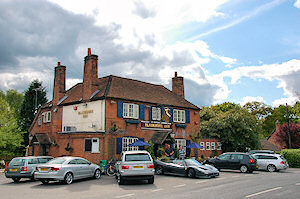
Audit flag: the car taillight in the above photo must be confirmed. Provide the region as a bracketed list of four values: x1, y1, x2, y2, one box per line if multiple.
[122, 165, 129, 170]
[4, 163, 7, 172]
[249, 159, 255, 164]
[147, 165, 154, 169]
[36, 167, 39, 171]
[21, 166, 28, 171]
[280, 161, 284, 164]
[51, 167, 60, 171]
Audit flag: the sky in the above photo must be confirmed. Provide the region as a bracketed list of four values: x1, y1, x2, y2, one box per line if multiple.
[0, 0, 299, 108]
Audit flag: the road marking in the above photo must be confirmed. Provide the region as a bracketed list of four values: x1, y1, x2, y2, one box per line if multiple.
[196, 180, 208, 184]
[173, 184, 186, 188]
[116, 193, 135, 198]
[296, 183, 300, 186]
[215, 177, 225, 180]
[232, 175, 240, 178]
[245, 174, 253, 177]
[246, 187, 282, 198]
[151, 188, 164, 192]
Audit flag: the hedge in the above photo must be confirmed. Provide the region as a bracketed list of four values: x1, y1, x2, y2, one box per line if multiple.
[280, 149, 300, 168]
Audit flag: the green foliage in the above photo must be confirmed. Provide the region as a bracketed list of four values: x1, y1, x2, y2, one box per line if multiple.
[145, 141, 155, 159]
[280, 149, 300, 168]
[19, 80, 47, 145]
[201, 102, 260, 152]
[0, 98, 24, 156]
[5, 89, 24, 119]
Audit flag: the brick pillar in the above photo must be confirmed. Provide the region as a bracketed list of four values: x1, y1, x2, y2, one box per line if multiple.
[83, 48, 98, 100]
[52, 62, 66, 106]
[172, 72, 185, 98]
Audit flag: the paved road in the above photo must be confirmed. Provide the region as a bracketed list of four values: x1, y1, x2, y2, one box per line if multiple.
[1, 169, 300, 199]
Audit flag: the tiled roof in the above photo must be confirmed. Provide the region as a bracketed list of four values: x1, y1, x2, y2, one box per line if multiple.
[58, 75, 199, 110]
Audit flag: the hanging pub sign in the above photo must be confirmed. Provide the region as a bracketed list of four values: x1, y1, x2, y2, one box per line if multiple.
[141, 121, 172, 131]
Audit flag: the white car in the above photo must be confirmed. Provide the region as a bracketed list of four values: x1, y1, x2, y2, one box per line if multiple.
[116, 150, 155, 185]
[253, 153, 289, 172]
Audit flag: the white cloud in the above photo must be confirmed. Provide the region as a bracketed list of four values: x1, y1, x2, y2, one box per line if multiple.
[294, 0, 300, 9]
[239, 96, 264, 106]
[272, 96, 299, 107]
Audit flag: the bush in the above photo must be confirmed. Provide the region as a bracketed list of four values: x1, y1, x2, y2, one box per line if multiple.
[280, 149, 300, 168]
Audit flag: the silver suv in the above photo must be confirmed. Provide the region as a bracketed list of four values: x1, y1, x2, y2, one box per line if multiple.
[253, 153, 289, 172]
[116, 150, 155, 185]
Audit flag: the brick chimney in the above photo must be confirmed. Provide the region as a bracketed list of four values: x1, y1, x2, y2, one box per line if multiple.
[53, 62, 66, 106]
[83, 48, 98, 100]
[172, 72, 184, 98]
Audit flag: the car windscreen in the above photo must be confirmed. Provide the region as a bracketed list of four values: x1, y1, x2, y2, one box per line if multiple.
[125, 154, 151, 162]
[46, 158, 67, 164]
[185, 159, 201, 166]
[9, 159, 25, 166]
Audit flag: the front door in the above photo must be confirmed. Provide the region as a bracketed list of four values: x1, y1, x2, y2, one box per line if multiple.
[215, 154, 231, 169]
[229, 154, 244, 169]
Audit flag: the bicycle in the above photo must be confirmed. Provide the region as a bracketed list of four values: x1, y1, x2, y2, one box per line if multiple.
[105, 158, 117, 176]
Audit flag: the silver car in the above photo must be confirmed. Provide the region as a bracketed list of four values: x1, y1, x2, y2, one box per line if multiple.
[253, 153, 289, 172]
[5, 156, 53, 182]
[116, 150, 155, 185]
[34, 157, 101, 184]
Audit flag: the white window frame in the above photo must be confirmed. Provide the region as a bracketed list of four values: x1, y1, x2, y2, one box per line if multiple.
[173, 109, 185, 123]
[206, 142, 210, 150]
[175, 139, 186, 149]
[122, 137, 138, 151]
[123, 103, 139, 119]
[84, 138, 100, 153]
[42, 111, 51, 123]
[200, 142, 205, 150]
[152, 107, 161, 121]
[217, 142, 222, 150]
[37, 118, 41, 126]
[211, 142, 215, 150]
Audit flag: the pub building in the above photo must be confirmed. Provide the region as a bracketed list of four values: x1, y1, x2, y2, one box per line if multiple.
[28, 48, 221, 163]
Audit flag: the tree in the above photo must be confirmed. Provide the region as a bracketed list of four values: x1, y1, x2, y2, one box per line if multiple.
[273, 123, 300, 149]
[5, 89, 24, 119]
[0, 98, 24, 156]
[243, 101, 273, 120]
[19, 80, 48, 145]
[201, 103, 260, 152]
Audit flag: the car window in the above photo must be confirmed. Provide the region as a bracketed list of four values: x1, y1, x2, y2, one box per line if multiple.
[231, 154, 244, 160]
[68, 159, 78, 164]
[218, 154, 231, 160]
[173, 160, 184, 166]
[9, 159, 25, 166]
[38, 158, 52, 163]
[47, 158, 67, 164]
[28, 158, 38, 164]
[185, 159, 202, 166]
[77, 159, 90, 164]
[125, 154, 151, 162]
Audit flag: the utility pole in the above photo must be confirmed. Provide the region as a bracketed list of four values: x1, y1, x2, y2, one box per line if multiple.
[33, 86, 42, 114]
[286, 103, 291, 149]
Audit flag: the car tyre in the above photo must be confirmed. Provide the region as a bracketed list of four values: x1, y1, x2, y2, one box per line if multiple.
[187, 169, 195, 178]
[12, 177, 20, 183]
[148, 176, 154, 184]
[240, 165, 248, 173]
[40, 180, 49, 184]
[155, 166, 164, 175]
[267, 164, 276, 172]
[94, 169, 101, 179]
[64, 172, 73, 185]
[118, 176, 124, 185]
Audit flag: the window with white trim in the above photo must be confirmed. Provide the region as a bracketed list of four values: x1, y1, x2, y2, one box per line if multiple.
[123, 103, 139, 119]
[217, 142, 222, 150]
[206, 142, 210, 150]
[200, 142, 205, 150]
[84, 138, 99, 153]
[37, 118, 41, 126]
[42, 111, 51, 123]
[176, 139, 186, 149]
[173, 109, 185, 123]
[122, 137, 138, 151]
[152, 107, 161, 121]
[211, 142, 215, 150]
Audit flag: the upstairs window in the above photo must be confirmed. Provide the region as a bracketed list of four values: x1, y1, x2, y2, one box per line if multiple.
[152, 107, 161, 121]
[42, 111, 51, 123]
[123, 103, 139, 119]
[173, 109, 185, 123]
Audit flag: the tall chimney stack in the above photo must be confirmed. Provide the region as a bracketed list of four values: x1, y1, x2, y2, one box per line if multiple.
[83, 48, 98, 100]
[172, 71, 184, 98]
[53, 62, 66, 106]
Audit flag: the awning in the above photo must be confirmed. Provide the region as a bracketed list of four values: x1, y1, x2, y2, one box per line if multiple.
[149, 132, 170, 145]
[30, 133, 51, 145]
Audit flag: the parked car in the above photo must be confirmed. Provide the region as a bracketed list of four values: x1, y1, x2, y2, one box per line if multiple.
[205, 152, 257, 173]
[248, 150, 275, 155]
[155, 158, 219, 178]
[34, 157, 101, 184]
[252, 153, 289, 172]
[5, 156, 53, 182]
[115, 150, 155, 185]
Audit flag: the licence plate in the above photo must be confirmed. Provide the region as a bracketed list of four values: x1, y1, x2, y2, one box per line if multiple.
[10, 169, 17, 172]
[133, 166, 143, 169]
[41, 168, 49, 171]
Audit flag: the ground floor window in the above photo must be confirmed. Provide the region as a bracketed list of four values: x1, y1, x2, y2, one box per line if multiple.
[211, 142, 215, 150]
[217, 142, 222, 150]
[85, 138, 99, 153]
[175, 139, 186, 149]
[200, 142, 205, 150]
[122, 137, 138, 151]
[206, 142, 210, 150]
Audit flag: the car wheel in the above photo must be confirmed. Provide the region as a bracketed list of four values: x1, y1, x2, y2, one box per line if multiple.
[118, 176, 124, 185]
[148, 176, 154, 184]
[155, 166, 164, 175]
[187, 169, 195, 178]
[94, 169, 101, 179]
[240, 165, 248, 173]
[64, 172, 73, 185]
[12, 177, 20, 183]
[40, 180, 49, 184]
[267, 164, 276, 172]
